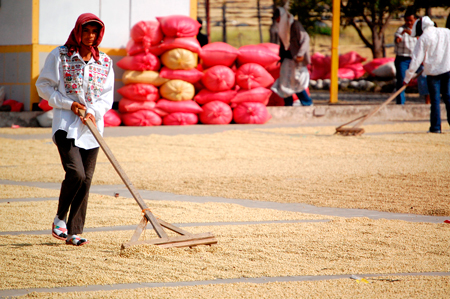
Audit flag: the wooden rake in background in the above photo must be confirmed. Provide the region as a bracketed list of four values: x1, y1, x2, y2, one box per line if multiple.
[78, 110, 217, 249]
[335, 71, 423, 136]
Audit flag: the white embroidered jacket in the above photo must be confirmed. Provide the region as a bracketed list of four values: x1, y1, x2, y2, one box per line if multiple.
[36, 46, 114, 149]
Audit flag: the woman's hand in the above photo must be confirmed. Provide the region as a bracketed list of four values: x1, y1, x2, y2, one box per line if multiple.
[71, 102, 86, 119]
[83, 113, 97, 128]
[295, 56, 304, 63]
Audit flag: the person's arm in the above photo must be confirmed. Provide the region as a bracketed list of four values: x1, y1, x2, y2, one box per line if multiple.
[404, 37, 426, 84]
[35, 50, 74, 111]
[295, 23, 310, 63]
[85, 61, 115, 123]
[394, 26, 403, 44]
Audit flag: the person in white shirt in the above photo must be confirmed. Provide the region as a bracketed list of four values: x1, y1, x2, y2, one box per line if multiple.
[36, 13, 114, 246]
[404, 16, 450, 133]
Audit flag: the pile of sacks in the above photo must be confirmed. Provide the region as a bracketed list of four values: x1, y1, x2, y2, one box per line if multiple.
[113, 15, 278, 126]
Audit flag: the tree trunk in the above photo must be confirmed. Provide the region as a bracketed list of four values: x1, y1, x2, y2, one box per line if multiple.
[372, 30, 385, 58]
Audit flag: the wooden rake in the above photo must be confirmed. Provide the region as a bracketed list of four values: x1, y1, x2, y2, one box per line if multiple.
[335, 71, 423, 136]
[78, 110, 217, 249]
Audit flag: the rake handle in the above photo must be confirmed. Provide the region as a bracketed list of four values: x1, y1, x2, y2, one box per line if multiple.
[77, 109, 168, 238]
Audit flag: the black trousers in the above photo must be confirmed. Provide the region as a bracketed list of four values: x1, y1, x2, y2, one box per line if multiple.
[54, 130, 99, 235]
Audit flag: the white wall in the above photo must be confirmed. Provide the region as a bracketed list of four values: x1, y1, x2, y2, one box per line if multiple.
[0, 0, 33, 45]
[130, 0, 191, 26]
[39, 0, 101, 46]
[39, 0, 192, 48]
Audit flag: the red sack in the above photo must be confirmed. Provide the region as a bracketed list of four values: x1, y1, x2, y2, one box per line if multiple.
[160, 37, 202, 54]
[130, 21, 163, 48]
[38, 99, 53, 111]
[116, 53, 160, 71]
[199, 101, 233, 125]
[231, 87, 271, 105]
[104, 109, 121, 127]
[201, 65, 235, 92]
[2, 99, 23, 112]
[163, 112, 198, 125]
[235, 63, 274, 90]
[121, 110, 162, 126]
[126, 39, 164, 56]
[323, 63, 366, 80]
[267, 92, 284, 106]
[237, 45, 280, 67]
[259, 43, 279, 55]
[194, 89, 237, 105]
[118, 98, 156, 113]
[200, 42, 238, 68]
[339, 51, 366, 68]
[156, 99, 203, 114]
[310, 52, 330, 80]
[363, 58, 395, 76]
[159, 67, 204, 83]
[265, 61, 280, 80]
[156, 15, 201, 38]
[117, 84, 159, 102]
[233, 102, 271, 124]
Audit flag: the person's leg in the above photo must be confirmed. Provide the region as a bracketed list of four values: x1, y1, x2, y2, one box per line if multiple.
[67, 146, 99, 235]
[426, 75, 442, 132]
[54, 130, 85, 225]
[284, 95, 294, 106]
[296, 90, 313, 106]
[395, 56, 409, 105]
[417, 69, 430, 104]
[439, 71, 450, 127]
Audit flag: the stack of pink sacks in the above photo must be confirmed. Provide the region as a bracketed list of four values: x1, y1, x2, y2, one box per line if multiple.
[310, 51, 367, 81]
[118, 15, 204, 126]
[195, 42, 278, 124]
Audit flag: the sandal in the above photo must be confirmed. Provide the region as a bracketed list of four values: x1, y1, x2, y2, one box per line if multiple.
[66, 236, 89, 246]
[52, 223, 68, 240]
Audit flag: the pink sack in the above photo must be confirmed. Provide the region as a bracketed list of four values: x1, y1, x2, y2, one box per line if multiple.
[156, 15, 201, 38]
[233, 102, 271, 124]
[160, 37, 202, 54]
[267, 92, 284, 106]
[117, 84, 159, 102]
[130, 21, 163, 48]
[118, 98, 156, 113]
[163, 112, 198, 125]
[2, 99, 23, 112]
[237, 45, 280, 67]
[116, 53, 161, 71]
[201, 65, 235, 92]
[159, 67, 204, 83]
[194, 89, 237, 105]
[121, 110, 162, 126]
[104, 109, 121, 127]
[339, 51, 366, 68]
[259, 42, 280, 55]
[363, 58, 395, 76]
[199, 101, 233, 125]
[265, 61, 280, 80]
[200, 42, 238, 68]
[310, 52, 330, 80]
[38, 99, 53, 111]
[156, 99, 203, 114]
[231, 87, 272, 105]
[235, 63, 274, 90]
[126, 39, 164, 56]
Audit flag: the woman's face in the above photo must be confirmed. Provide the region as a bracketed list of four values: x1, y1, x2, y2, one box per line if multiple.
[81, 24, 99, 47]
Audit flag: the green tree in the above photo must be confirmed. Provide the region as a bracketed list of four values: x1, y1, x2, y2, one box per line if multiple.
[341, 0, 411, 59]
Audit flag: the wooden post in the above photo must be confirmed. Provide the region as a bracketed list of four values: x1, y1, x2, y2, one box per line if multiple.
[206, 0, 211, 43]
[329, 0, 340, 104]
[222, 1, 227, 43]
[257, 0, 263, 43]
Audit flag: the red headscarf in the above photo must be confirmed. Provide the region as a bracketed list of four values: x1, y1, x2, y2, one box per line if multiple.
[64, 13, 105, 61]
